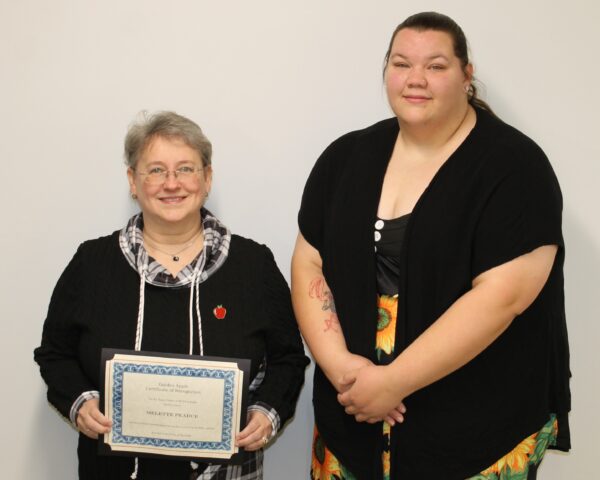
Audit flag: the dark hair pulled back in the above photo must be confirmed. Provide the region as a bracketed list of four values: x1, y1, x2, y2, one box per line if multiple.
[384, 11, 494, 114]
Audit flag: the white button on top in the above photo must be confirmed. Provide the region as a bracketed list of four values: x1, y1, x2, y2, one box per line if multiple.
[375, 219, 385, 230]
[374, 231, 381, 242]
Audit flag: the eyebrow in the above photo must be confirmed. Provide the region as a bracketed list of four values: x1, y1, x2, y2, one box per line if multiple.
[142, 160, 200, 169]
[391, 53, 450, 61]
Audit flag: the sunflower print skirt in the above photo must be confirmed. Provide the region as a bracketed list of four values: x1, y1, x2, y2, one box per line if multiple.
[310, 294, 558, 480]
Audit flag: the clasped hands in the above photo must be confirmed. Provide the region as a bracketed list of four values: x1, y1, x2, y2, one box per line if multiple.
[336, 358, 406, 425]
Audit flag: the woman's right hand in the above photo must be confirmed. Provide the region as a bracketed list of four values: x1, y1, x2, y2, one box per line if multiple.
[337, 353, 406, 426]
[333, 353, 373, 393]
[76, 398, 112, 439]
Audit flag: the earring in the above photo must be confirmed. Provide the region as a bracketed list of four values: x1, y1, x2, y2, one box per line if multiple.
[464, 85, 469, 93]
[131, 193, 137, 200]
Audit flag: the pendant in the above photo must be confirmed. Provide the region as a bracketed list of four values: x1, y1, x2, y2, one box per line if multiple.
[173, 256, 179, 262]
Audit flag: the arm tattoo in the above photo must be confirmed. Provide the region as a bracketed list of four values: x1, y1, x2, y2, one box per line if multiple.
[308, 277, 340, 333]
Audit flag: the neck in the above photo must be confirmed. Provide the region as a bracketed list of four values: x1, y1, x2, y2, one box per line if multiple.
[142, 214, 203, 246]
[398, 104, 474, 152]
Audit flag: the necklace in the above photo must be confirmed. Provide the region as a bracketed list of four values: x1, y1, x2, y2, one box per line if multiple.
[144, 229, 203, 262]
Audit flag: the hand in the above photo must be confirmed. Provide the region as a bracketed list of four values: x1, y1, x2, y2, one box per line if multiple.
[76, 398, 112, 439]
[383, 404, 407, 427]
[236, 410, 273, 451]
[337, 365, 405, 423]
[331, 353, 374, 393]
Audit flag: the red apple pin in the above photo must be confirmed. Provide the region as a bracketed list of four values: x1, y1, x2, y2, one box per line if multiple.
[213, 305, 227, 320]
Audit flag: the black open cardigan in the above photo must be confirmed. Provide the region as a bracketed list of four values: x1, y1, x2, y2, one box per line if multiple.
[299, 108, 570, 479]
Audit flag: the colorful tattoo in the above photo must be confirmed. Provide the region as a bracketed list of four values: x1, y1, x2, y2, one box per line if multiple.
[309, 277, 340, 332]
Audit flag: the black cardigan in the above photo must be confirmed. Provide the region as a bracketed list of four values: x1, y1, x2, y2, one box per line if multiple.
[299, 108, 570, 479]
[34, 232, 309, 479]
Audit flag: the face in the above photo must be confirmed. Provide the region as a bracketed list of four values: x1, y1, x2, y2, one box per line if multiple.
[127, 136, 212, 228]
[384, 28, 472, 126]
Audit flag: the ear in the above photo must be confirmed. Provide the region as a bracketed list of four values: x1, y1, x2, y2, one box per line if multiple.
[127, 167, 137, 197]
[464, 63, 474, 87]
[203, 165, 213, 196]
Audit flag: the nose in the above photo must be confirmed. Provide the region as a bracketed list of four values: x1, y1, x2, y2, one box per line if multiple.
[407, 67, 427, 88]
[162, 170, 181, 189]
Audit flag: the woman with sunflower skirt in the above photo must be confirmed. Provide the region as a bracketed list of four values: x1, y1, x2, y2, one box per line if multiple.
[292, 11, 570, 480]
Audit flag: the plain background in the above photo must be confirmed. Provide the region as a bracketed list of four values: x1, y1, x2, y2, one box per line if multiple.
[1, 0, 598, 478]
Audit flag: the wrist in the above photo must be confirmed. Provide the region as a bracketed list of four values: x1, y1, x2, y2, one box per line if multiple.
[325, 351, 372, 392]
[387, 359, 414, 400]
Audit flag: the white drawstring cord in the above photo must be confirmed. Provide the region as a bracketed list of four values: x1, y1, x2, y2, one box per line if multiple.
[187, 249, 206, 355]
[188, 269, 196, 355]
[188, 249, 206, 475]
[131, 239, 206, 478]
[195, 272, 203, 356]
[130, 457, 139, 479]
[134, 265, 147, 351]
[131, 263, 146, 479]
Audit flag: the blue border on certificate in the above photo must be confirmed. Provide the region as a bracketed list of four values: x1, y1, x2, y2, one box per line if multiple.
[110, 362, 235, 451]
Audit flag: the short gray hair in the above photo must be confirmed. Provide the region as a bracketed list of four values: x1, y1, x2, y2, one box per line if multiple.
[124, 111, 212, 168]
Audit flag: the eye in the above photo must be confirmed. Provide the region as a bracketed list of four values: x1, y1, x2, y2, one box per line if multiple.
[177, 166, 196, 174]
[148, 167, 166, 175]
[429, 64, 447, 71]
[392, 62, 410, 69]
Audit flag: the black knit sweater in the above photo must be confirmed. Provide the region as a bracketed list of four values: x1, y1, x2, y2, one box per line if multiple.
[35, 232, 309, 479]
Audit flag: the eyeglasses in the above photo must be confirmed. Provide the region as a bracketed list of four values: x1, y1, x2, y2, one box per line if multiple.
[134, 166, 205, 185]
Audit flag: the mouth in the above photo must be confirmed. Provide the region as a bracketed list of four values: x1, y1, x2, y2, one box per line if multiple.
[403, 95, 431, 103]
[158, 196, 187, 204]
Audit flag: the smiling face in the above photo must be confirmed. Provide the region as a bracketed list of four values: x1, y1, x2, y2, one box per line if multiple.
[385, 28, 472, 127]
[127, 135, 212, 230]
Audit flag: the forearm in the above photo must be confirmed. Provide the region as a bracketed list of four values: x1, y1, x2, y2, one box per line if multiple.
[34, 346, 96, 419]
[388, 245, 557, 399]
[291, 236, 367, 390]
[389, 281, 520, 399]
[292, 268, 351, 385]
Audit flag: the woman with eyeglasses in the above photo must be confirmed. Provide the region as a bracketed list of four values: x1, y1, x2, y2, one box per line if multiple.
[34, 111, 309, 480]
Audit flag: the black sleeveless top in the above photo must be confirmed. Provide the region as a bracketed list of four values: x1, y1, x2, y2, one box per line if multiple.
[375, 214, 410, 296]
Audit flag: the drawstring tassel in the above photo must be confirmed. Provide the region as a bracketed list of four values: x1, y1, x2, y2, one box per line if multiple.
[130, 457, 139, 479]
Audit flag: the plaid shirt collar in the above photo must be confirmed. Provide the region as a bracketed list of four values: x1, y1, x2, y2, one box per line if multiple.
[119, 207, 231, 287]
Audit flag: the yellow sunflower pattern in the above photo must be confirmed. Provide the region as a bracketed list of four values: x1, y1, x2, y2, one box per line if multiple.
[382, 421, 391, 480]
[468, 415, 558, 480]
[376, 294, 398, 360]
[311, 427, 356, 480]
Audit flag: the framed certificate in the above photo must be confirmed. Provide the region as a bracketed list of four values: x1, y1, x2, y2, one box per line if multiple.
[99, 349, 250, 463]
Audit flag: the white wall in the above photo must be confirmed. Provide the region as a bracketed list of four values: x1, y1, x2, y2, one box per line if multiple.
[1, 0, 597, 478]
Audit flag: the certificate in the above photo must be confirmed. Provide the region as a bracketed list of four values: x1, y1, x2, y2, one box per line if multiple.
[99, 349, 250, 463]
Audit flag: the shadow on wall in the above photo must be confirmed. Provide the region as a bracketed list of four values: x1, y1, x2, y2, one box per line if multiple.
[30, 390, 78, 479]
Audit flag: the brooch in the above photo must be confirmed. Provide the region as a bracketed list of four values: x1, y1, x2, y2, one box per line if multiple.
[213, 305, 227, 320]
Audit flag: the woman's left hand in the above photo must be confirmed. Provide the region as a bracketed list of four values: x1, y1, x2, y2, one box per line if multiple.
[337, 365, 404, 423]
[236, 410, 273, 451]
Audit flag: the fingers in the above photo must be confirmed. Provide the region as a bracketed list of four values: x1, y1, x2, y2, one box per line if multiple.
[236, 411, 273, 451]
[337, 391, 350, 407]
[384, 415, 396, 425]
[77, 399, 112, 439]
[386, 405, 406, 425]
[340, 396, 407, 425]
[355, 413, 383, 423]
